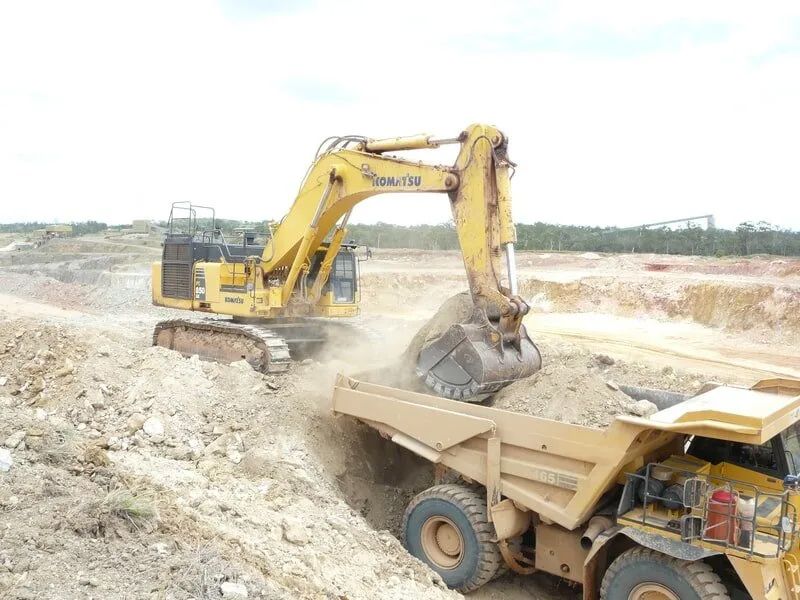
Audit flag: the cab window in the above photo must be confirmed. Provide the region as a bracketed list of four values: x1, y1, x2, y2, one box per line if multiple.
[687, 436, 782, 477]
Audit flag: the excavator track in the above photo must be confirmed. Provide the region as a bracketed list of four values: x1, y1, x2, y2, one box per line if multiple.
[153, 319, 291, 373]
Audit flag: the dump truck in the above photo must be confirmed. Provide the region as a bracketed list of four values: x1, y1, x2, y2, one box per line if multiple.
[332, 375, 800, 599]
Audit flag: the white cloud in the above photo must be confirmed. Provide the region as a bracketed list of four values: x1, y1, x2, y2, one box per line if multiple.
[0, 0, 798, 229]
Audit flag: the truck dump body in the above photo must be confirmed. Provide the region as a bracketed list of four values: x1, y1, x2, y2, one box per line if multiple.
[333, 377, 800, 529]
[332, 375, 677, 529]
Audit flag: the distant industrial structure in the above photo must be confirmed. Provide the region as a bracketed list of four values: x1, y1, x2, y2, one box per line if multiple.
[131, 219, 152, 234]
[124, 220, 165, 235]
[33, 224, 74, 239]
[618, 214, 715, 231]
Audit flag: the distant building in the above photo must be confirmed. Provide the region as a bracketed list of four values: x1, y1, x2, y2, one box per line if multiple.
[132, 220, 151, 234]
[34, 224, 74, 239]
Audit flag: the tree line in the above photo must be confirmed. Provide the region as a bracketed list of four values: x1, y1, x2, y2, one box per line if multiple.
[345, 221, 800, 257]
[0, 221, 107, 235]
[3, 219, 800, 257]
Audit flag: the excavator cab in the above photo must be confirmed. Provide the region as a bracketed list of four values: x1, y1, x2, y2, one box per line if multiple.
[309, 243, 359, 305]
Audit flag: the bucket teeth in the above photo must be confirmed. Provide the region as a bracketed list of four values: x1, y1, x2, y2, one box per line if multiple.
[416, 323, 542, 401]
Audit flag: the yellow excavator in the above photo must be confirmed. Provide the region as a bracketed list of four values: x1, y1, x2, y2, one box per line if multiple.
[151, 123, 541, 400]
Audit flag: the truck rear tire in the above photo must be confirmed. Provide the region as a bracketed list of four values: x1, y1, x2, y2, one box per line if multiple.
[600, 547, 730, 600]
[402, 484, 502, 592]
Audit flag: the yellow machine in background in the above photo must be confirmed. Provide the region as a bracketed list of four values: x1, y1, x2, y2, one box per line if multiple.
[152, 124, 541, 399]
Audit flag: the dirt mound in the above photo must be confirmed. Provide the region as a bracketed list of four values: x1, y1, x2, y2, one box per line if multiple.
[0, 236, 156, 314]
[491, 341, 706, 427]
[676, 282, 800, 334]
[0, 322, 88, 405]
[402, 291, 474, 362]
[520, 275, 800, 342]
[0, 318, 458, 599]
[385, 293, 710, 427]
[491, 349, 634, 427]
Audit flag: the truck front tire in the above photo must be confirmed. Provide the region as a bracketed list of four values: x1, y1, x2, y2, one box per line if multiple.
[600, 547, 730, 600]
[402, 484, 502, 592]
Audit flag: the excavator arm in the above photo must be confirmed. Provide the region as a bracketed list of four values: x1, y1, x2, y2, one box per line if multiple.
[265, 123, 541, 399]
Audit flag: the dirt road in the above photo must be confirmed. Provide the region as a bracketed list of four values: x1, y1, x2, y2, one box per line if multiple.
[529, 312, 800, 382]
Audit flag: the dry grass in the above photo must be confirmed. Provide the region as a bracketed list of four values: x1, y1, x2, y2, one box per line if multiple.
[99, 487, 158, 525]
[166, 540, 230, 598]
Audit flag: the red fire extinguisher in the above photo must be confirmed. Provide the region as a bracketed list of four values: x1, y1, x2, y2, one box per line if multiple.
[705, 489, 739, 544]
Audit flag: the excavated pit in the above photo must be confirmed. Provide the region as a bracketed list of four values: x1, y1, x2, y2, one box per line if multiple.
[329, 421, 434, 536]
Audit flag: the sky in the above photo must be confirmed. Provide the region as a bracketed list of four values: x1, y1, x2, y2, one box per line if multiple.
[1, 1, 799, 230]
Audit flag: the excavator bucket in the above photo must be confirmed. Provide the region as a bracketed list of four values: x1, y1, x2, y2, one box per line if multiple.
[416, 322, 542, 401]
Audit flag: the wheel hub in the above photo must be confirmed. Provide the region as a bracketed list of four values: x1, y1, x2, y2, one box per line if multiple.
[420, 516, 464, 569]
[435, 522, 461, 555]
[628, 582, 680, 600]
